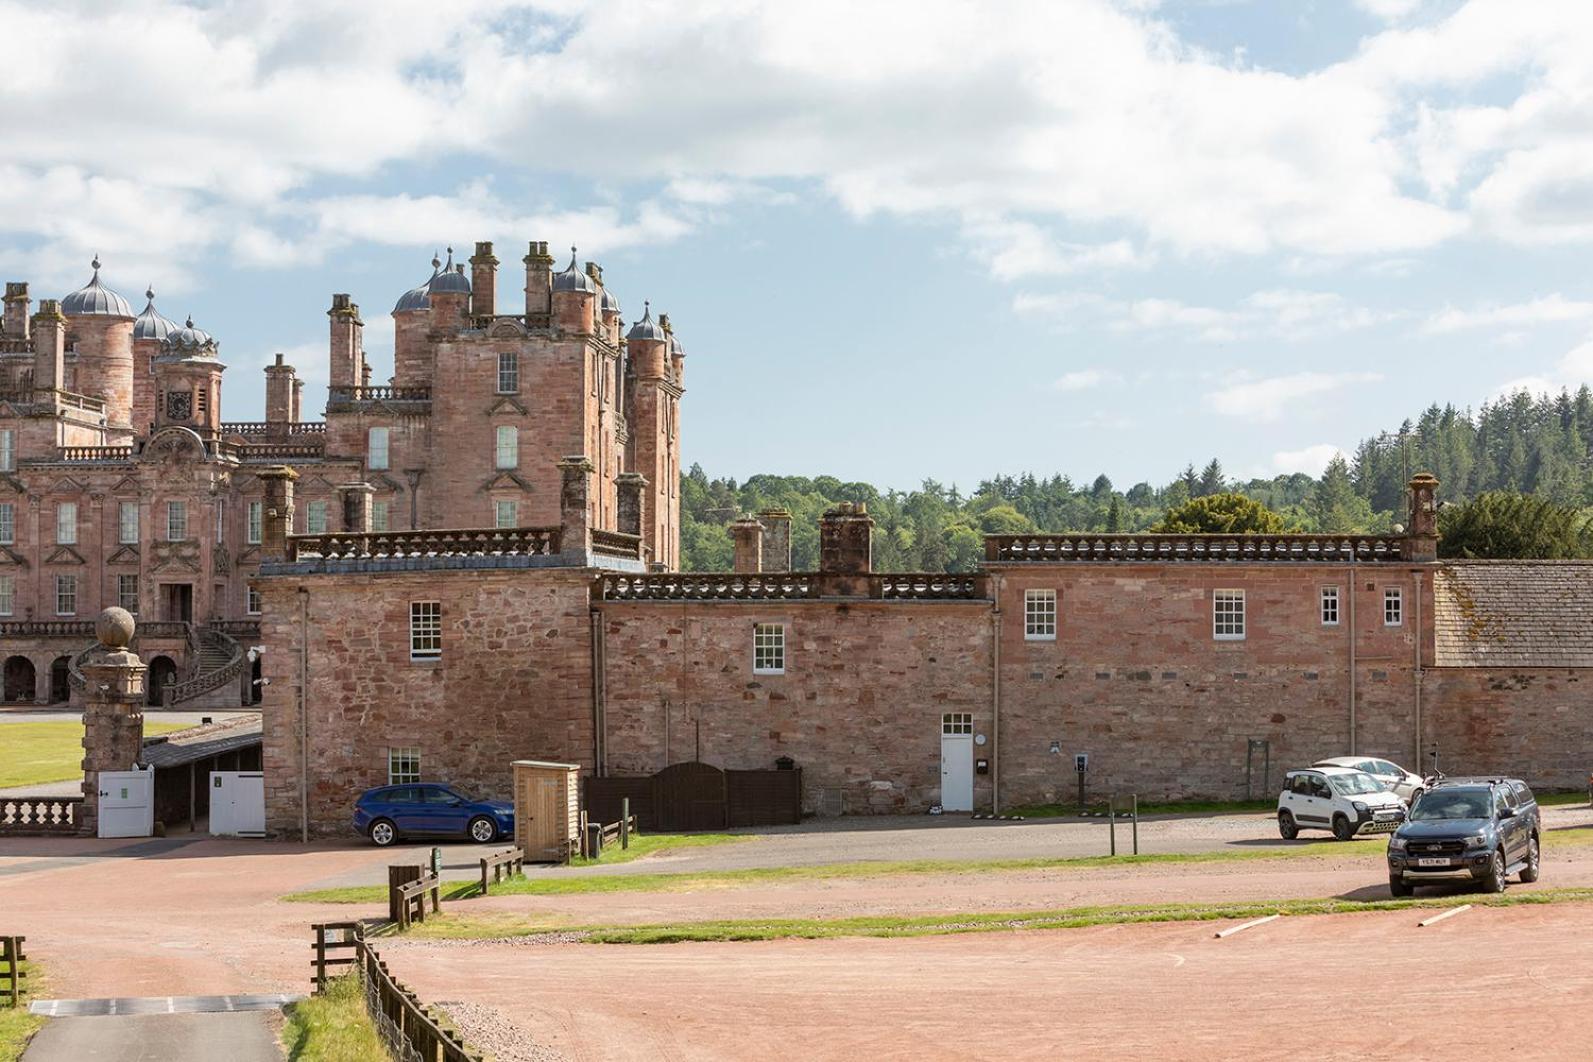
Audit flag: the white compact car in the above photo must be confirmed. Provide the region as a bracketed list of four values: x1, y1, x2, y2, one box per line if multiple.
[1312, 756, 1426, 804]
[1278, 767, 1407, 841]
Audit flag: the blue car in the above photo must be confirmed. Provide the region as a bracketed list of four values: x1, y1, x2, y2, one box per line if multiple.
[352, 783, 514, 846]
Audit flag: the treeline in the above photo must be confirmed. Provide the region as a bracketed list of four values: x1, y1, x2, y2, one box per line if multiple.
[680, 387, 1593, 571]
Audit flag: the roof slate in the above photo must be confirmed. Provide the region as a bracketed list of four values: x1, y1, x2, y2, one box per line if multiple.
[1433, 562, 1593, 668]
[140, 714, 262, 770]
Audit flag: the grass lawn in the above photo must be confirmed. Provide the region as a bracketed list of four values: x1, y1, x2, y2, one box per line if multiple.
[0, 721, 188, 789]
[279, 974, 387, 1062]
[1016, 790, 1593, 818]
[410, 885, 1593, 944]
[569, 829, 748, 868]
[0, 958, 45, 1062]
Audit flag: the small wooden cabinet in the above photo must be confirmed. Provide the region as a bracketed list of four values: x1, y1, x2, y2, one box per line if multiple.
[512, 760, 580, 863]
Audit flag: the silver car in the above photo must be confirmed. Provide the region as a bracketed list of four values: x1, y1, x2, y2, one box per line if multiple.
[1313, 756, 1425, 804]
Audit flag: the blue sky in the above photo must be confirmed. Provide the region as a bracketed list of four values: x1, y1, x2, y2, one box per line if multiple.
[3, 0, 1592, 493]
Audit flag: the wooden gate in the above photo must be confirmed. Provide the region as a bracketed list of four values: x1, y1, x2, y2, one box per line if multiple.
[652, 761, 728, 832]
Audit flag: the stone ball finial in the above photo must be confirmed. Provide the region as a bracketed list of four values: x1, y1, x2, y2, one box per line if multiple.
[96, 607, 136, 649]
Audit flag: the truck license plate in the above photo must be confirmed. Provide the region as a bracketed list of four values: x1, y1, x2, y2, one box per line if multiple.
[1417, 858, 1452, 867]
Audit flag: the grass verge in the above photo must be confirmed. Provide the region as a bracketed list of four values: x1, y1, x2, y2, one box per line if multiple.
[279, 973, 387, 1062]
[569, 830, 747, 868]
[1009, 798, 1277, 818]
[0, 720, 188, 789]
[413, 886, 1593, 945]
[0, 959, 45, 1062]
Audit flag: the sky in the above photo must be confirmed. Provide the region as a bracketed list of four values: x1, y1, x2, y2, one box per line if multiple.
[2, 0, 1593, 493]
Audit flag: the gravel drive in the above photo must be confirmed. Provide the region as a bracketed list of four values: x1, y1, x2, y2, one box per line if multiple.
[436, 1000, 568, 1061]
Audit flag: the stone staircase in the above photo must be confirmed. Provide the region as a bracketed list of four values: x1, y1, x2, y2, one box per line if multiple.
[69, 622, 250, 706]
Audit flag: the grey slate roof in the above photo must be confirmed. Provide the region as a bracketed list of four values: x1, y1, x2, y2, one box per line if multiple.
[141, 714, 261, 769]
[61, 258, 133, 318]
[427, 248, 471, 294]
[1433, 562, 1593, 668]
[132, 288, 179, 341]
[551, 248, 596, 294]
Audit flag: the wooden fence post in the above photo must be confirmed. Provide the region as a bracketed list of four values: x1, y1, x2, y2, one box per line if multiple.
[621, 799, 630, 849]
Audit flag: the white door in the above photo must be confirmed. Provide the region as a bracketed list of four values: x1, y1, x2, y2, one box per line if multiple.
[210, 771, 266, 837]
[98, 769, 154, 838]
[940, 714, 974, 812]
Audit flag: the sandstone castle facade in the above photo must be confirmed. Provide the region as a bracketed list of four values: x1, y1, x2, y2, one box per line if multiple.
[0, 241, 682, 708]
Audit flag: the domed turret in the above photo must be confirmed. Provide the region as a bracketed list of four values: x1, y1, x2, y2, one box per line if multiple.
[625, 302, 666, 342]
[163, 316, 215, 354]
[61, 257, 133, 318]
[427, 247, 471, 294]
[552, 248, 596, 294]
[626, 301, 668, 378]
[132, 287, 179, 342]
[394, 258, 436, 314]
[601, 286, 620, 316]
[550, 246, 596, 334]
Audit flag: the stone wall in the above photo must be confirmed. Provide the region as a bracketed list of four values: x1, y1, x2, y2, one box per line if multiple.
[1424, 668, 1593, 789]
[257, 568, 596, 837]
[599, 599, 995, 814]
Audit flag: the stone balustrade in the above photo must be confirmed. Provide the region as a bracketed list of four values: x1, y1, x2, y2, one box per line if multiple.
[0, 797, 82, 835]
[874, 573, 989, 599]
[985, 533, 1408, 564]
[235, 440, 326, 461]
[56, 445, 134, 463]
[288, 526, 561, 561]
[0, 620, 96, 637]
[0, 337, 32, 354]
[599, 571, 991, 601]
[590, 529, 643, 560]
[326, 385, 432, 409]
[220, 421, 326, 436]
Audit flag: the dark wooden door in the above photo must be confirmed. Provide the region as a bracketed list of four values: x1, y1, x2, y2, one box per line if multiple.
[651, 762, 728, 832]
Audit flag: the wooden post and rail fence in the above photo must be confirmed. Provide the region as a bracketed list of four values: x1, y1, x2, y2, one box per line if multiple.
[1, 936, 25, 1008]
[311, 922, 489, 1062]
[580, 806, 637, 860]
[478, 847, 524, 896]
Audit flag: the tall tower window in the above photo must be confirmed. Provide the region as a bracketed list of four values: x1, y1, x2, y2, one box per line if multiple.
[494, 426, 518, 470]
[0, 503, 13, 545]
[497, 352, 519, 394]
[118, 574, 139, 614]
[0, 429, 14, 472]
[494, 500, 517, 528]
[55, 574, 77, 616]
[367, 426, 390, 470]
[247, 501, 263, 544]
[306, 499, 328, 535]
[371, 499, 390, 532]
[0, 574, 13, 615]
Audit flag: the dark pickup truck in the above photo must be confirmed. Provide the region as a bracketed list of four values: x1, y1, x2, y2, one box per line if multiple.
[1386, 777, 1541, 897]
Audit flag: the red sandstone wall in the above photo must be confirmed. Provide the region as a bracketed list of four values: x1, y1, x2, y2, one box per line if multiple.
[1424, 669, 1593, 789]
[599, 600, 996, 814]
[258, 569, 596, 837]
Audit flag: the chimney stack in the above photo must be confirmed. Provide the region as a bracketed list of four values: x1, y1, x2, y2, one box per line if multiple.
[558, 455, 595, 564]
[328, 294, 364, 392]
[3, 282, 29, 340]
[470, 241, 498, 317]
[524, 241, 553, 318]
[1405, 473, 1440, 563]
[339, 482, 375, 533]
[819, 503, 873, 574]
[258, 466, 299, 560]
[31, 299, 65, 392]
[758, 509, 792, 573]
[616, 472, 647, 538]
[731, 515, 764, 573]
[265, 353, 297, 433]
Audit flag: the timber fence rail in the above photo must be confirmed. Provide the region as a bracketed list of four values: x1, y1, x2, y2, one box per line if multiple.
[580, 813, 638, 859]
[1, 936, 25, 1008]
[310, 922, 361, 990]
[390, 870, 442, 930]
[309, 923, 491, 1062]
[478, 848, 525, 896]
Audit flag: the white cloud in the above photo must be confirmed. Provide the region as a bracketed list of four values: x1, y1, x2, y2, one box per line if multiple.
[1491, 335, 1593, 397]
[1355, 0, 1423, 22]
[1423, 294, 1593, 333]
[1271, 444, 1348, 477]
[1017, 287, 1386, 342]
[1206, 371, 1384, 421]
[1053, 369, 1121, 391]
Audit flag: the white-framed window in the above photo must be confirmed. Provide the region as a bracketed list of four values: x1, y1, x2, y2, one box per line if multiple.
[119, 501, 139, 544]
[497, 351, 519, 394]
[1320, 586, 1340, 626]
[367, 426, 390, 471]
[247, 501, 263, 545]
[0, 429, 14, 472]
[942, 712, 973, 735]
[1213, 589, 1245, 640]
[494, 500, 517, 528]
[0, 502, 13, 545]
[55, 574, 76, 616]
[56, 501, 76, 545]
[166, 500, 187, 541]
[371, 499, 390, 532]
[388, 747, 421, 785]
[494, 425, 518, 470]
[306, 499, 328, 535]
[753, 622, 785, 674]
[246, 586, 261, 615]
[117, 573, 138, 613]
[1384, 587, 1403, 627]
[410, 601, 442, 660]
[0, 574, 13, 616]
[1024, 588, 1057, 640]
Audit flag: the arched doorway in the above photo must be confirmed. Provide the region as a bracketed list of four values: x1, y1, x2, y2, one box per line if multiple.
[148, 655, 178, 708]
[48, 657, 71, 704]
[3, 656, 35, 702]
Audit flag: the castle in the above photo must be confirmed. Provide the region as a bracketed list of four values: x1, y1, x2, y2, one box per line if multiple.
[0, 241, 682, 709]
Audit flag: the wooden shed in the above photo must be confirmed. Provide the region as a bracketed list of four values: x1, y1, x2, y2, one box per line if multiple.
[512, 760, 581, 863]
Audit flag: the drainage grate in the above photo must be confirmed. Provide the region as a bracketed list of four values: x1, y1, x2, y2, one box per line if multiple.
[30, 993, 300, 1017]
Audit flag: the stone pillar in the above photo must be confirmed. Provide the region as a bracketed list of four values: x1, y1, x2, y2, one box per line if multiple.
[31, 299, 65, 392]
[558, 455, 595, 563]
[523, 241, 553, 317]
[327, 294, 363, 391]
[1406, 473, 1440, 563]
[259, 466, 299, 560]
[79, 607, 147, 837]
[3, 282, 29, 340]
[758, 508, 792, 573]
[291, 378, 304, 421]
[338, 482, 375, 533]
[470, 241, 498, 317]
[264, 353, 296, 433]
[819, 502, 874, 574]
[731, 515, 764, 573]
[616, 472, 647, 538]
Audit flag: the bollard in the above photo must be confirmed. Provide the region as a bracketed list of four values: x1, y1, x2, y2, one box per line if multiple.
[621, 798, 631, 849]
[1132, 793, 1139, 855]
[1108, 793, 1116, 857]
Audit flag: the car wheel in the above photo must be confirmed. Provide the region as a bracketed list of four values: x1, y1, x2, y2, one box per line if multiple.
[468, 816, 498, 844]
[1483, 848, 1508, 893]
[1277, 810, 1299, 840]
[369, 819, 397, 847]
[1389, 876, 1412, 898]
[1519, 835, 1541, 883]
[1332, 814, 1356, 841]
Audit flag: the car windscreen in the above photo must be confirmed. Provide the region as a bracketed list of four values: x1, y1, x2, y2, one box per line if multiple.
[1410, 790, 1490, 820]
[1327, 772, 1386, 796]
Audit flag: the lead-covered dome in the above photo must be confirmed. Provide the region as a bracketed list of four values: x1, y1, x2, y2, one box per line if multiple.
[427, 247, 471, 294]
[132, 287, 179, 342]
[62, 257, 133, 318]
[164, 315, 215, 354]
[601, 286, 620, 315]
[552, 247, 596, 294]
[625, 302, 665, 341]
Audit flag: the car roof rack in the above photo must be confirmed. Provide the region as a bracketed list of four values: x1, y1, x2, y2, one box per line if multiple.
[1432, 776, 1513, 786]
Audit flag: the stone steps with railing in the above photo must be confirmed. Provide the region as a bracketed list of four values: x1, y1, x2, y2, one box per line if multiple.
[67, 621, 246, 705]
